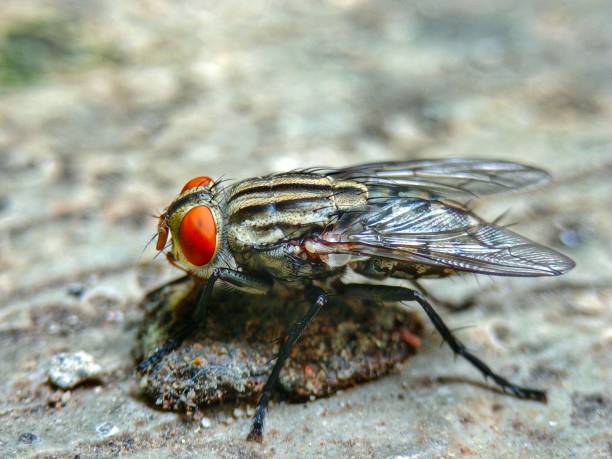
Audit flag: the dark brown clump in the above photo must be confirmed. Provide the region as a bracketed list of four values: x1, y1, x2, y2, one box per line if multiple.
[135, 278, 422, 412]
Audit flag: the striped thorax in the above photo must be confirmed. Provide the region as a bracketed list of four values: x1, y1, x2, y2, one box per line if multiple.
[225, 173, 368, 251]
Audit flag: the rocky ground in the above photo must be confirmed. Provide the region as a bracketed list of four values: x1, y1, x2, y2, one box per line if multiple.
[0, 0, 610, 457]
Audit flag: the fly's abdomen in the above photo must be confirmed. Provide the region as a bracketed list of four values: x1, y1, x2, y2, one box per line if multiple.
[226, 173, 367, 250]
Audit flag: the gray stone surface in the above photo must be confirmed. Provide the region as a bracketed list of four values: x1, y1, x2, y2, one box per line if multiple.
[0, 0, 610, 457]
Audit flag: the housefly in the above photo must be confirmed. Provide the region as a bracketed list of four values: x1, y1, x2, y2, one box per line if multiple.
[139, 159, 575, 442]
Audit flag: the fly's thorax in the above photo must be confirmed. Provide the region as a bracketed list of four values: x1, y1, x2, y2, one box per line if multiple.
[164, 186, 226, 276]
[225, 173, 368, 251]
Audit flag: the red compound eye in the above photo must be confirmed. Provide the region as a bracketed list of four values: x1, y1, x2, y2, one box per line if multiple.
[178, 206, 217, 266]
[181, 176, 214, 193]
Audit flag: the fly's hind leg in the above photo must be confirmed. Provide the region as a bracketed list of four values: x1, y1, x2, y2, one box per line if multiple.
[247, 286, 328, 442]
[352, 259, 474, 312]
[137, 268, 271, 372]
[137, 282, 204, 372]
[337, 283, 546, 402]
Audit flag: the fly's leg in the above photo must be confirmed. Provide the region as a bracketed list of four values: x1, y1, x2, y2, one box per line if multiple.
[137, 268, 271, 372]
[192, 268, 271, 324]
[410, 280, 475, 312]
[136, 326, 190, 371]
[145, 274, 191, 298]
[338, 283, 546, 402]
[352, 259, 475, 312]
[247, 286, 328, 443]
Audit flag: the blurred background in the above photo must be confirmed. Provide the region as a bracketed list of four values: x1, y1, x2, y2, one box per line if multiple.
[0, 1, 610, 457]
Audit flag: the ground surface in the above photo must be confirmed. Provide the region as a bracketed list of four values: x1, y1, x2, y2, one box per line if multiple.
[0, 1, 611, 458]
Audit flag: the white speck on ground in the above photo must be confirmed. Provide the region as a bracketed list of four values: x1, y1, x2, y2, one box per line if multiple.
[48, 352, 103, 390]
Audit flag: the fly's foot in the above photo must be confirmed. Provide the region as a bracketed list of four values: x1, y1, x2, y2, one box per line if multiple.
[507, 383, 547, 402]
[246, 425, 264, 443]
[137, 352, 160, 372]
[137, 336, 183, 372]
[246, 407, 265, 442]
[138, 319, 195, 372]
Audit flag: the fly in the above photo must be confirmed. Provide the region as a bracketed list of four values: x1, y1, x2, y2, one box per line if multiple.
[138, 158, 575, 442]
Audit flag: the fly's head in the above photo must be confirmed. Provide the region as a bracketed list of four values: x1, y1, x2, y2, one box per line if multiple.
[156, 176, 223, 278]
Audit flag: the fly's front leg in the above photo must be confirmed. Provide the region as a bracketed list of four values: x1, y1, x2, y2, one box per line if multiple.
[338, 283, 546, 402]
[247, 286, 328, 443]
[137, 268, 271, 372]
[193, 268, 272, 324]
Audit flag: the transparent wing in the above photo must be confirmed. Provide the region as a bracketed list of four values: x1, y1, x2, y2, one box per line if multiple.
[317, 159, 550, 201]
[316, 199, 574, 277]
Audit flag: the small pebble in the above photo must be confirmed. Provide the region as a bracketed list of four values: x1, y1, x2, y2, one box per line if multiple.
[200, 417, 212, 428]
[82, 286, 124, 309]
[558, 225, 585, 248]
[48, 390, 71, 408]
[573, 292, 606, 315]
[221, 415, 235, 425]
[233, 407, 245, 418]
[48, 351, 102, 389]
[18, 433, 40, 444]
[95, 422, 119, 437]
[61, 391, 72, 404]
[66, 283, 86, 298]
